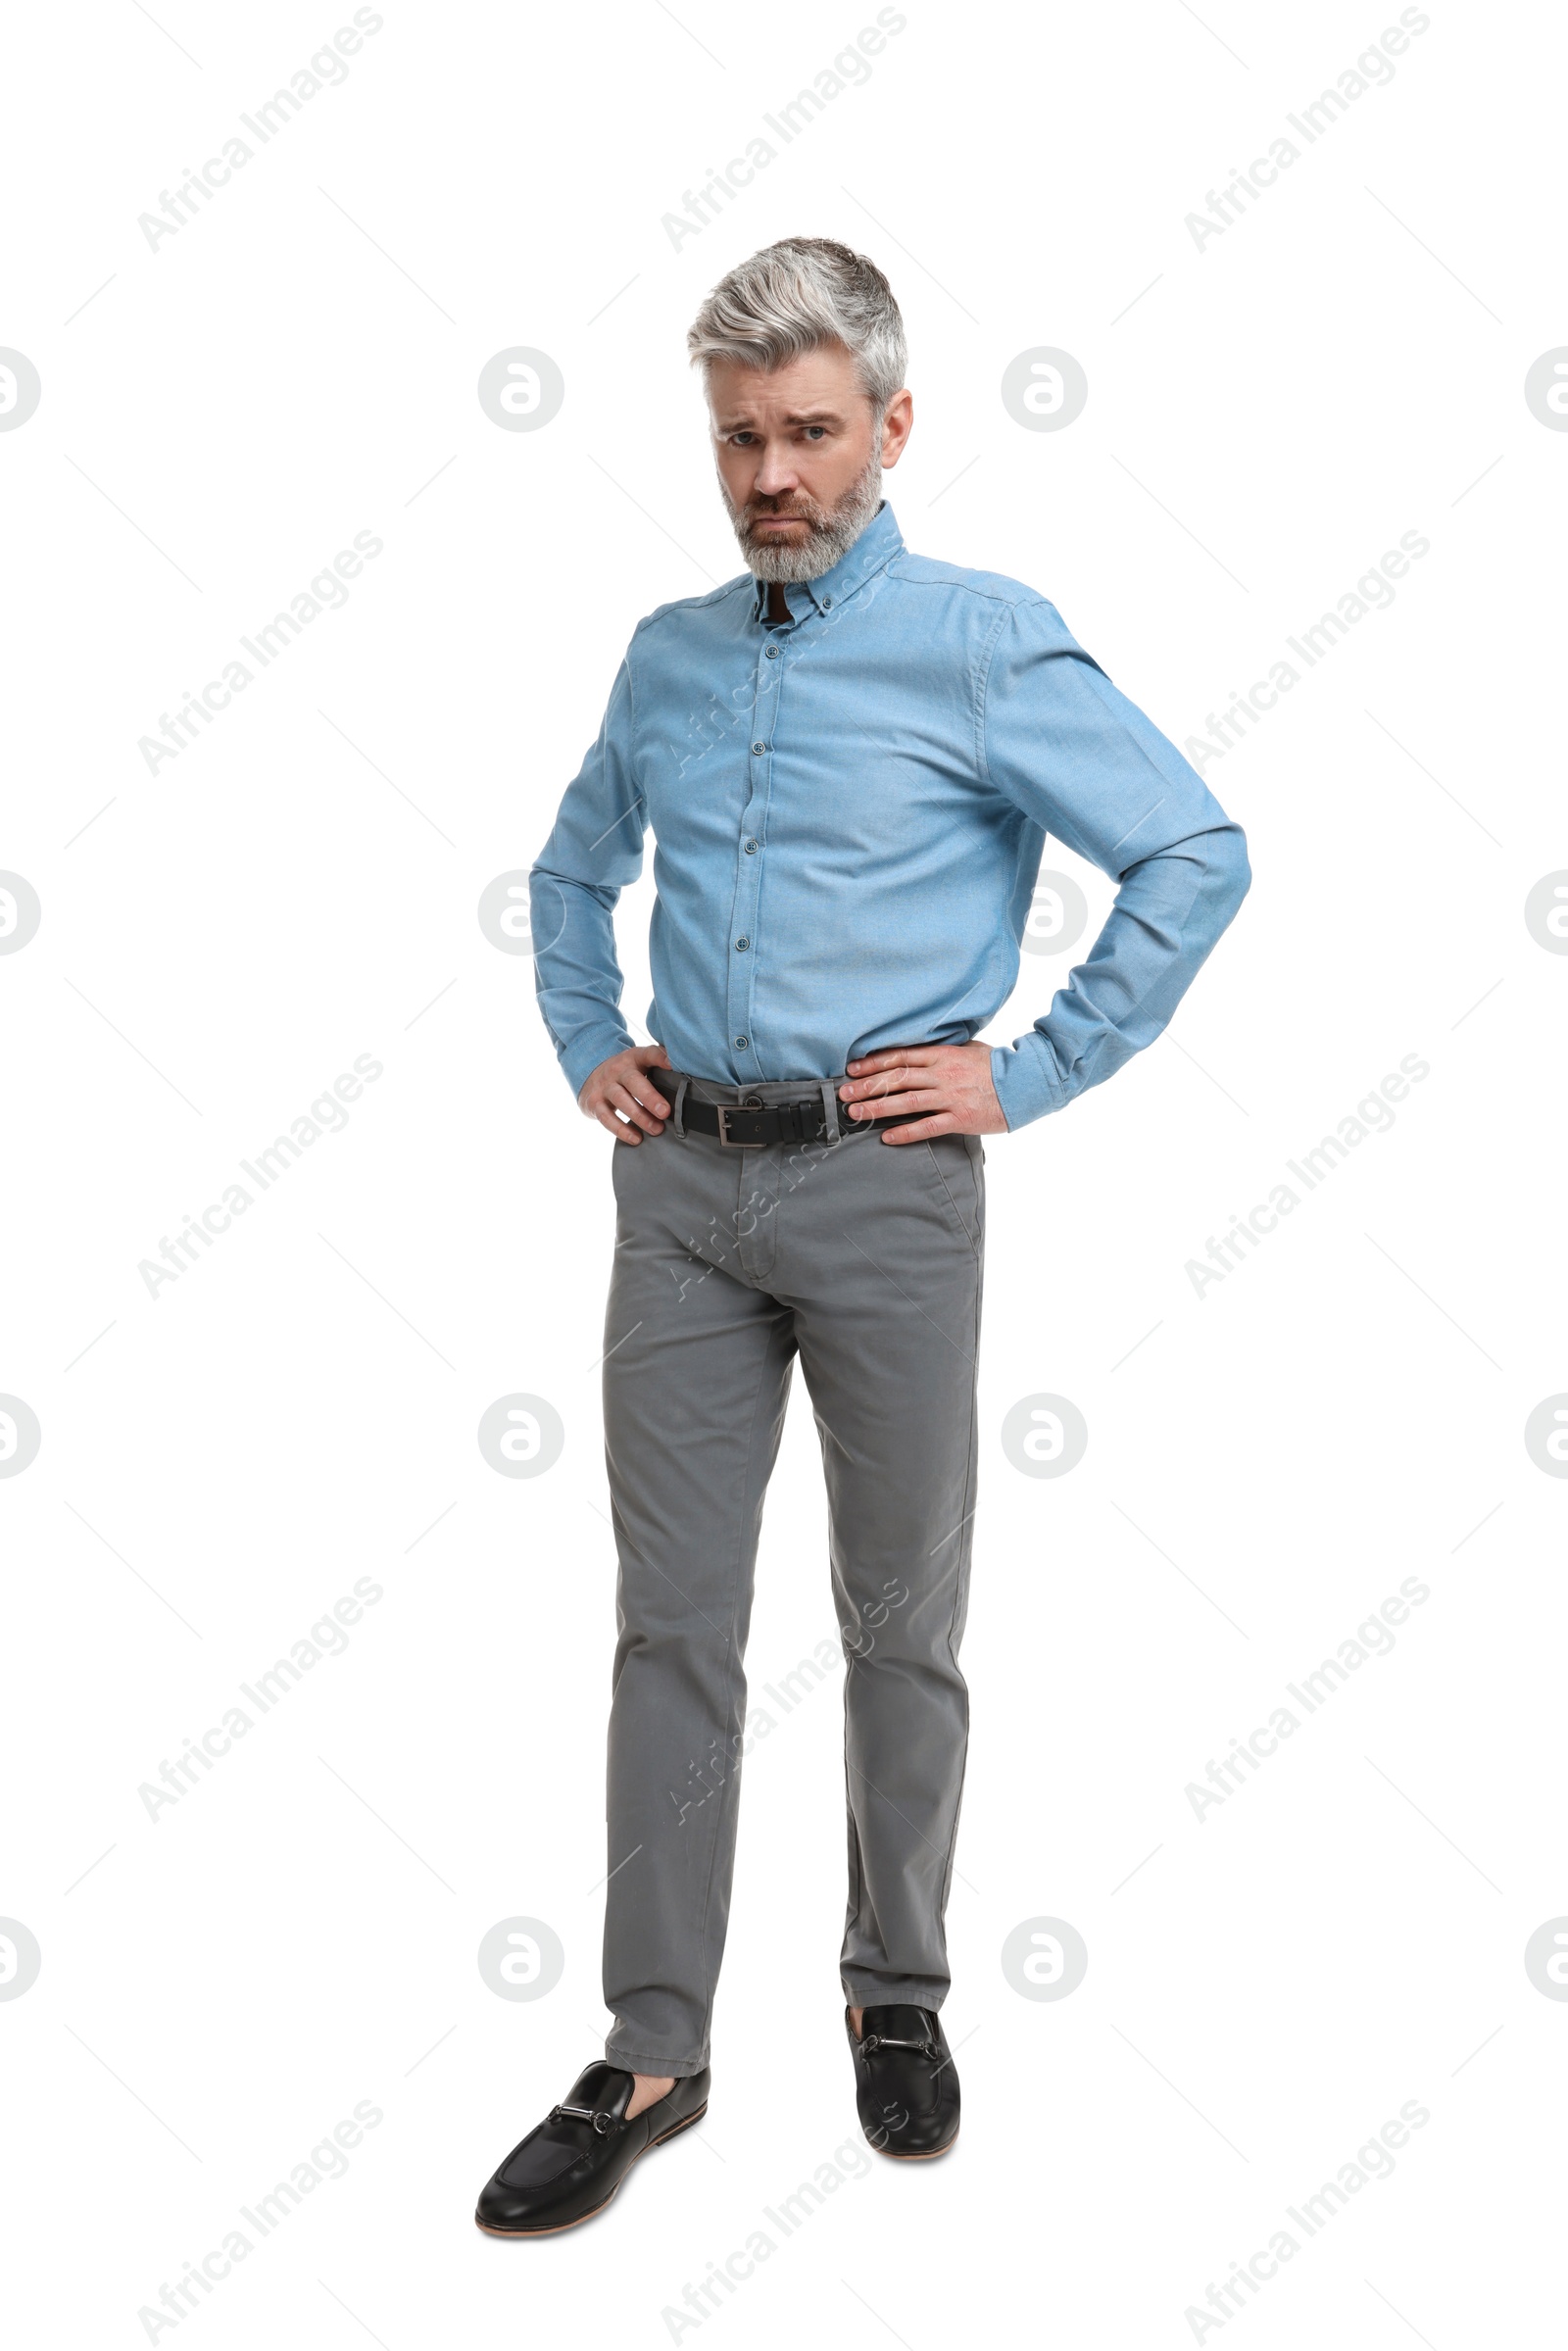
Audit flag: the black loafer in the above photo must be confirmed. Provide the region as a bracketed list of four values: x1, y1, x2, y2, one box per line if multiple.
[846, 2004, 959, 2158]
[475, 2061, 710, 2235]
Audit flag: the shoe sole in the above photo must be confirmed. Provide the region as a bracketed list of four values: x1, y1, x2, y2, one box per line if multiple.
[474, 2102, 709, 2237]
[873, 2127, 958, 2161]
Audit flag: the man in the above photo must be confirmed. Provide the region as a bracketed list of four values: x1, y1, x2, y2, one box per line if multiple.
[474, 236, 1250, 2235]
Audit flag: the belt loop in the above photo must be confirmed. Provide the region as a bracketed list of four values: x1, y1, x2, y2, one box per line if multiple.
[670, 1076, 690, 1140]
[819, 1078, 841, 1143]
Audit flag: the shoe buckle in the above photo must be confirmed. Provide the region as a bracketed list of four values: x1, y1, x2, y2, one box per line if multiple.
[555, 2101, 617, 2133]
[860, 2033, 937, 2060]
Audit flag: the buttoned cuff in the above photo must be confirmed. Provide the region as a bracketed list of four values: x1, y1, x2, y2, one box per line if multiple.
[560, 1024, 639, 1102]
[990, 1037, 1070, 1132]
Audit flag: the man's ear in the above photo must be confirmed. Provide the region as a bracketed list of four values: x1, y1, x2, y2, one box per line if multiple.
[880, 388, 914, 466]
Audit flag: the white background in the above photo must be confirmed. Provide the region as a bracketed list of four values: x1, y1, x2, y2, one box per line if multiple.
[4, 1, 1565, 2343]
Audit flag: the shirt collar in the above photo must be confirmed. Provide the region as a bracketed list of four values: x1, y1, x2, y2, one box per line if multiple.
[748, 499, 903, 623]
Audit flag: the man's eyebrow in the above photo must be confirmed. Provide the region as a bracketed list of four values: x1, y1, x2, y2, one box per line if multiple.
[715, 407, 846, 429]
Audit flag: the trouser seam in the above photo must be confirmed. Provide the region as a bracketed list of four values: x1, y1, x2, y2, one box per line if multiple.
[924, 1138, 981, 1255]
[935, 1216, 983, 1920]
[842, 1651, 866, 1984]
[603, 2047, 710, 2078]
[688, 1293, 790, 2048]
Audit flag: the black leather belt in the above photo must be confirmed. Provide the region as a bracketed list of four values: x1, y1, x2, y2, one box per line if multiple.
[649, 1066, 918, 1148]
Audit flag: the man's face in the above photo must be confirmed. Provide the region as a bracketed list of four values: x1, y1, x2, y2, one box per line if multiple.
[708, 342, 911, 582]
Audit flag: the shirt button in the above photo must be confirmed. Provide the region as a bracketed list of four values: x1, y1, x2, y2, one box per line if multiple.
[764, 644, 778, 658]
[735, 937, 749, 952]
[821, 596, 832, 610]
[735, 1035, 749, 1049]
[744, 839, 757, 854]
[751, 741, 767, 755]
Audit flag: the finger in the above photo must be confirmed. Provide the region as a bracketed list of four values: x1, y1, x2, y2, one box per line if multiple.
[623, 1086, 672, 1126]
[841, 1064, 927, 1102]
[880, 1113, 958, 1144]
[624, 1055, 672, 1110]
[844, 1085, 947, 1119]
[607, 1082, 664, 1134]
[589, 1091, 652, 1138]
[846, 1046, 941, 1077]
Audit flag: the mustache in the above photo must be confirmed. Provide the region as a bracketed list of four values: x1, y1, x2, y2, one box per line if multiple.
[740, 501, 834, 536]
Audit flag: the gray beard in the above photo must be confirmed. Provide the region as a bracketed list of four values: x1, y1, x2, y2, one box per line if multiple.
[723, 450, 884, 584]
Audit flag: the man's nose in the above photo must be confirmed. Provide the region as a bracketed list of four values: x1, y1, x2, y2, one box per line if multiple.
[753, 440, 801, 498]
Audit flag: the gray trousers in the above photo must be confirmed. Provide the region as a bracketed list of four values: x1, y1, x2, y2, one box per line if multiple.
[599, 1071, 985, 2077]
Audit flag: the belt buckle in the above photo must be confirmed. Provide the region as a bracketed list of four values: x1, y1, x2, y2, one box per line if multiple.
[715, 1094, 766, 1147]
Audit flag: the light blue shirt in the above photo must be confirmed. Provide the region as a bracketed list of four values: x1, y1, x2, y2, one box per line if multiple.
[529, 502, 1250, 1130]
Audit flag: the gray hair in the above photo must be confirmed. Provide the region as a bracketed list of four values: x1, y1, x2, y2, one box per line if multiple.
[686, 237, 907, 412]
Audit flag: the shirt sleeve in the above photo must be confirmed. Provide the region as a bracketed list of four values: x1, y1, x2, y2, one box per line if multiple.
[980, 598, 1250, 1131]
[529, 651, 647, 1102]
